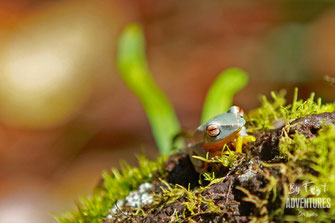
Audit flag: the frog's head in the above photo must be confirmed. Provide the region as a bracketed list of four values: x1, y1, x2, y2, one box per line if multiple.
[194, 106, 246, 151]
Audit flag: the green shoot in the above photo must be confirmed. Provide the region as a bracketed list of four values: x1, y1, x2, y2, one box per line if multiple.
[201, 68, 249, 123]
[117, 23, 182, 155]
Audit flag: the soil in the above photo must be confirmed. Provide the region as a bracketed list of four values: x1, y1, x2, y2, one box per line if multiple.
[104, 112, 335, 223]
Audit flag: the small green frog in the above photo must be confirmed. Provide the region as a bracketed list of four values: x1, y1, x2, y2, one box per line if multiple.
[187, 106, 248, 173]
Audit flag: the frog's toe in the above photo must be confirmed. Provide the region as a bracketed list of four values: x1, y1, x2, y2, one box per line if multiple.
[242, 135, 256, 143]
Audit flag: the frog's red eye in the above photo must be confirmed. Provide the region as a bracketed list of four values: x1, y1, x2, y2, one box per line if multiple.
[206, 124, 220, 137]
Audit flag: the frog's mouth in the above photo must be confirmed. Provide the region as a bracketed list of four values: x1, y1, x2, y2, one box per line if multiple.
[200, 128, 241, 153]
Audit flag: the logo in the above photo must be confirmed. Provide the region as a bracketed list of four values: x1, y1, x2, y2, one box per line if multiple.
[285, 182, 331, 217]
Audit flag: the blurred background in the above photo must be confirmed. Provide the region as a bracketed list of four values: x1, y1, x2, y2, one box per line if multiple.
[0, 0, 334, 222]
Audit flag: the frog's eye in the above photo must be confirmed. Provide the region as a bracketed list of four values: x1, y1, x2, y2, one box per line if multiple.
[231, 106, 244, 117]
[236, 106, 244, 117]
[229, 106, 244, 117]
[206, 124, 220, 137]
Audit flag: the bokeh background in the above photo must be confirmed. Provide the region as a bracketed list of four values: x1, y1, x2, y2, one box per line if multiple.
[0, 0, 335, 222]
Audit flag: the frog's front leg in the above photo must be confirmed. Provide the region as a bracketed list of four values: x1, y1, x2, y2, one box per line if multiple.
[233, 133, 256, 153]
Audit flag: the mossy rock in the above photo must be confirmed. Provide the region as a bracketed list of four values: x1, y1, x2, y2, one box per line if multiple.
[56, 91, 335, 223]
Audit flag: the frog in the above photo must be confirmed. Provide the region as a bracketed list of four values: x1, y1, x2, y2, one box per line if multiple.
[187, 106, 248, 173]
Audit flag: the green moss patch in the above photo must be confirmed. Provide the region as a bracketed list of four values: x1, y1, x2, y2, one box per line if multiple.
[57, 91, 335, 223]
[55, 156, 166, 223]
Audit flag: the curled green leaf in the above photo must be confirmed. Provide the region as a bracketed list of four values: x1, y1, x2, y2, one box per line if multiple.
[201, 68, 249, 123]
[117, 23, 181, 155]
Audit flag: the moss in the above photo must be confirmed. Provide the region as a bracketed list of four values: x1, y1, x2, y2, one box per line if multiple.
[241, 90, 335, 222]
[246, 88, 335, 131]
[56, 90, 335, 222]
[55, 155, 167, 223]
[157, 179, 222, 216]
[278, 125, 335, 222]
[191, 145, 238, 168]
